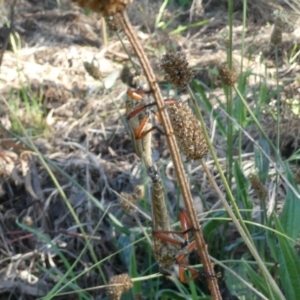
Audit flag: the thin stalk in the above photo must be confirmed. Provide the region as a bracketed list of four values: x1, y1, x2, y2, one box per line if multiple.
[238, 0, 247, 164]
[187, 85, 285, 299]
[226, 0, 234, 190]
[118, 11, 221, 299]
[275, 45, 280, 209]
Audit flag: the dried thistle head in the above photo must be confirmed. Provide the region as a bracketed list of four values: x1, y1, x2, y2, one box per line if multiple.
[106, 273, 133, 300]
[249, 174, 268, 201]
[73, 0, 132, 16]
[167, 101, 208, 161]
[160, 52, 194, 88]
[218, 62, 238, 86]
[83, 61, 102, 80]
[119, 192, 136, 212]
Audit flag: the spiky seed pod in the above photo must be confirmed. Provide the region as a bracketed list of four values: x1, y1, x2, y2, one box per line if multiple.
[73, 0, 132, 16]
[106, 273, 133, 300]
[160, 52, 194, 88]
[119, 192, 136, 212]
[167, 101, 208, 161]
[218, 62, 238, 86]
[83, 61, 102, 80]
[249, 174, 268, 201]
[133, 185, 145, 200]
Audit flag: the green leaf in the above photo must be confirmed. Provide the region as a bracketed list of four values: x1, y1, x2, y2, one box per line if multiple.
[280, 164, 300, 239]
[274, 217, 300, 299]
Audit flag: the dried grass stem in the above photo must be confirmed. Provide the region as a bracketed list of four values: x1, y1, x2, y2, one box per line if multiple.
[118, 11, 221, 299]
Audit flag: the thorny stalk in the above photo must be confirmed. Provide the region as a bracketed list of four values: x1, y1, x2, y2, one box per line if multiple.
[118, 11, 221, 299]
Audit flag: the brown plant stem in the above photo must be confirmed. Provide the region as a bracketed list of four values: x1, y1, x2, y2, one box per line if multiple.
[118, 11, 221, 299]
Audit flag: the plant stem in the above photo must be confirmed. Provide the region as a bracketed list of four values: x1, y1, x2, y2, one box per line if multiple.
[119, 11, 222, 300]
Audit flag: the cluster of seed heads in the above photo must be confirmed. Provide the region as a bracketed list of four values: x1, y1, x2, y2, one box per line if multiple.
[167, 101, 208, 161]
[73, 0, 132, 16]
[160, 52, 194, 88]
[249, 174, 268, 201]
[106, 273, 133, 300]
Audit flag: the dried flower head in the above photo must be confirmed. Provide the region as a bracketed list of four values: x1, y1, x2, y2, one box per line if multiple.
[120, 192, 136, 212]
[106, 15, 121, 31]
[135, 293, 145, 300]
[83, 61, 102, 80]
[270, 10, 288, 45]
[294, 169, 300, 185]
[167, 101, 208, 161]
[133, 185, 145, 200]
[249, 174, 268, 201]
[73, 0, 132, 16]
[218, 62, 238, 86]
[106, 273, 133, 300]
[219, 28, 230, 48]
[161, 52, 194, 88]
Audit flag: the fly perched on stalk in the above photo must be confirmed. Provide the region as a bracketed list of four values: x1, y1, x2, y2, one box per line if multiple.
[148, 166, 211, 283]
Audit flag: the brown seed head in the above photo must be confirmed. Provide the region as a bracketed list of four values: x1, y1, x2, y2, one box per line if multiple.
[73, 0, 132, 16]
[161, 52, 194, 88]
[167, 101, 208, 161]
[106, 15, 122, 31]
[83, 61, 102, 80]
[249, 174, 268, 201]
[106, 273, 133, 300]
[218, 62, 238, 86]
[133, 185, 145, 200]
[120, 192, 136, 212]
[270, 10, 287, 45]
[293, 169, 300, 185]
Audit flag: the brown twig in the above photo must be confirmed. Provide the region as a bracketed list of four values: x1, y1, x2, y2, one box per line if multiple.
[118, 11, 221, 299]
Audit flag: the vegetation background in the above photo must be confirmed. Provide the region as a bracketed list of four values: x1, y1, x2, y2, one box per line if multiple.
[1, 0, 300, 299]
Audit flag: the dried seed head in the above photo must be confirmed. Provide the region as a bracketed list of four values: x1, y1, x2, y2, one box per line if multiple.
[120, 192, 136, 212]
[270, 10, 287, 45]
[133, 185, 145, 200]
[249, 174, 268, 201]
[83, 61, 102, 80]
[135, 293, 145, 300]
[167, 101, 208, 161]
[22, 216, 33, 227]
[218, 62, 238, 86]
[73, 0, 132, 16]
[160, 52, 194, 88]
[106, 273, 133, 300]
[106, 15, 121, 31]
[293, 169, 300, 185]
[219, 28, 230, 48]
